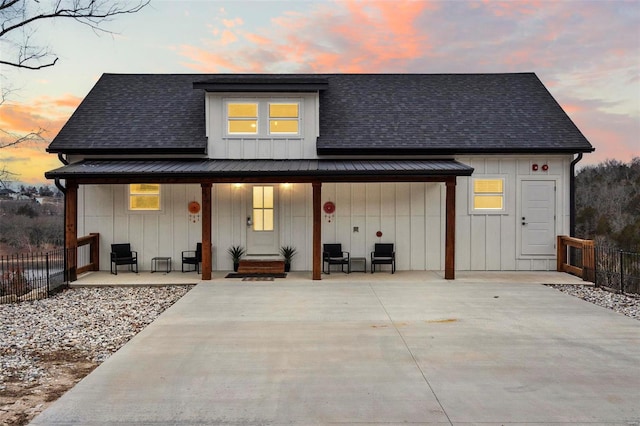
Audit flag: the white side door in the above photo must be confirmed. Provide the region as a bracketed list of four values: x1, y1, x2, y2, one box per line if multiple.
[246, 185, 279, 255]
[521, 180, 556, 256]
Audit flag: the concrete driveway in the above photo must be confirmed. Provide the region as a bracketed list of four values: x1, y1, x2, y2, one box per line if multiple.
[32, 274, 640, 425]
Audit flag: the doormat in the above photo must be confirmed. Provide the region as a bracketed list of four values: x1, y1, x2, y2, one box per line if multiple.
[242, 276, 275, 281]
[225, 273, 287, 279]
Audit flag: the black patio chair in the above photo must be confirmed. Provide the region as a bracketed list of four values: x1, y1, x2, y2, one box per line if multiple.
[182, 243, 202, 273]
[371, 243, 395, 274]
[323, 243, 350, 274]
[110, 243, 138, 275]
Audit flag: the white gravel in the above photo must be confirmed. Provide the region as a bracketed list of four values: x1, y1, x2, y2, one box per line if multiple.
[0, 285, 193, 391]
[549, 284, 640, 320]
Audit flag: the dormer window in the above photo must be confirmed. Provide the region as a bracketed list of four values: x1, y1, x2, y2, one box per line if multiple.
[228, 103, 258, 134]
[269, 103, 299, 134]
[225, 99, 301, 137]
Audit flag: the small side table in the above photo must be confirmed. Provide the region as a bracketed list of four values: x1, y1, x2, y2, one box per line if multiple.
[151, 257, 172, 273]
[350, 257, 367, 273]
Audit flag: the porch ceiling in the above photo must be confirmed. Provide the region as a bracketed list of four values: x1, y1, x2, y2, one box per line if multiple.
[45, 159, 473, 184]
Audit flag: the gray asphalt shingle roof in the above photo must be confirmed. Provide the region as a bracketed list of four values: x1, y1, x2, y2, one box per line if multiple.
[49, 74, 208, 154]
[47, 73, 593, 155]
[316, 73, 593, 154]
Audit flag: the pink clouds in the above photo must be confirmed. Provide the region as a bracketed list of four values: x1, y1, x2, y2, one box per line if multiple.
[556, 95, 640, 164]
[480, 0, 545, 17]
[171, 1, 637, 166]
[220, 29, 238, 45]
[178, 1, 434, 73]
[222, 17, 243, 28]
[0, 95, 81, 139]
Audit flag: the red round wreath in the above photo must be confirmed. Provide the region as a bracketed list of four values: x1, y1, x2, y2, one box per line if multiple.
[188, 201, 201, 214]
[323, 201, 336, 214]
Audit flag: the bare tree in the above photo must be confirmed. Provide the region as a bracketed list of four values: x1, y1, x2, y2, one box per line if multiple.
[0, 0, 150, 70]
[0, 0, 149, 181]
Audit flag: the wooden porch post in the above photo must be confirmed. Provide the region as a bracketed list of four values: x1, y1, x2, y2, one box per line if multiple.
[445, 177, 456, 280]
[201, 183, 212, 280]
[65, 180, 78, 282]
[312, 181, 322, 280]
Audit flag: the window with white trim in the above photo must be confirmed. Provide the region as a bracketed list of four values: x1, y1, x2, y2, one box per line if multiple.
[252, 186, 274, 231]
[227, 103, 258, 134]
[269, 103, 299, 134]
[129, 184, 161, 211]
[225, 99, 301, 137]
[470, 177, 506, 213]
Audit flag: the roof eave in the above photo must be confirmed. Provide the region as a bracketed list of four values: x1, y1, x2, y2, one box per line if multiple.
[317, 147, 596, 156]
[44, 159, 474, 182]
[46, 147, 207, 155]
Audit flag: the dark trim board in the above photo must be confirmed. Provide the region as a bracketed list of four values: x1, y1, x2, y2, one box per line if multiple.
[317, 147, 595, 156]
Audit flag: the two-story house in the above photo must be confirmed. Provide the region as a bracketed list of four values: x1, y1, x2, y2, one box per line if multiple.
[45, 73, 594, 280]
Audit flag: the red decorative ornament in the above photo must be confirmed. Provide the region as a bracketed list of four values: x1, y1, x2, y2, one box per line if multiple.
[323, 201, 336, 214]
[188, 201, 201, 214]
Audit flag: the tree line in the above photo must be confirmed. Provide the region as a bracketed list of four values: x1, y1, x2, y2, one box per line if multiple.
[575, 157, 640, 251]
[0, 197, 63, 254]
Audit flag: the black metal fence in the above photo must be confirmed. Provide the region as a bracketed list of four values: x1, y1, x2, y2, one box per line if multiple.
[0, 248, 68, 304]
[592, 246, 640, 295]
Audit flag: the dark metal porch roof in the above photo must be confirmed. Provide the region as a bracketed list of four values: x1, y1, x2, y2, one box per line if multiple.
[45, 159, 473, 183]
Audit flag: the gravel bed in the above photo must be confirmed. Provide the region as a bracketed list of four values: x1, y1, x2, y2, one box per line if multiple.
[0, 285, 193, 391]
[549, 284, 640, 320]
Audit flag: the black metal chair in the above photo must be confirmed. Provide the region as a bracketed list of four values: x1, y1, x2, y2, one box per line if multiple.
[323, 243, 350, 274]
[371, 243, 395, 274]
[110, 243, 138, 275]
[182, 243, 202, 273]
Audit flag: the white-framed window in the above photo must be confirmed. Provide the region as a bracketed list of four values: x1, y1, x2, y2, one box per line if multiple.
[129, 184, 161, 211]
[227, 102, 258, 134]
[470, 177, 506, 214]
[252, 186, 274, 231]
[269, 103, 299, 134]
[225, 99, 301, 137]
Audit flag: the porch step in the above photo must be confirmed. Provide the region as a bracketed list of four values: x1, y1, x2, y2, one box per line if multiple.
[238, 260, 285, 274]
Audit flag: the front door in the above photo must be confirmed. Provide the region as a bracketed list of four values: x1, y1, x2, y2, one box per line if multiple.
[247, 185, 279, 255]
[521, 180, 556, 255]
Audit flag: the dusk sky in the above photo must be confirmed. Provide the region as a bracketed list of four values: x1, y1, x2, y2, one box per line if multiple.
[1, 0, 638, 185]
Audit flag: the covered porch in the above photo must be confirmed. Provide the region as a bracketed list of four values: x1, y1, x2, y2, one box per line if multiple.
[46, 159, 473, 282]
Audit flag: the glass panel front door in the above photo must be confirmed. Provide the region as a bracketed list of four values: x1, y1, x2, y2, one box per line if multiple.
[247, 186, 279, 255]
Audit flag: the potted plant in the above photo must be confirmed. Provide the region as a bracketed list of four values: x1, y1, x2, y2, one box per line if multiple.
[227, 245, 246, 272]
[280, 245, 297, 272]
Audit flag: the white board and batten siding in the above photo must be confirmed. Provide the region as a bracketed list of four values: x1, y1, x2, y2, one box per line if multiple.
[205, 92, 320, 160]
[456, 155, 571, 271]
[77, 155, 573, 273]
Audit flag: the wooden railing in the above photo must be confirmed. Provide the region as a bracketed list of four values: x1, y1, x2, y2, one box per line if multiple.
[557, 235, 595, 282]
[76, 233, 100, 275]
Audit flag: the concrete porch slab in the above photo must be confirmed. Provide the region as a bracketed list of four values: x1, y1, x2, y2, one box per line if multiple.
[71, 270, 587, 287]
